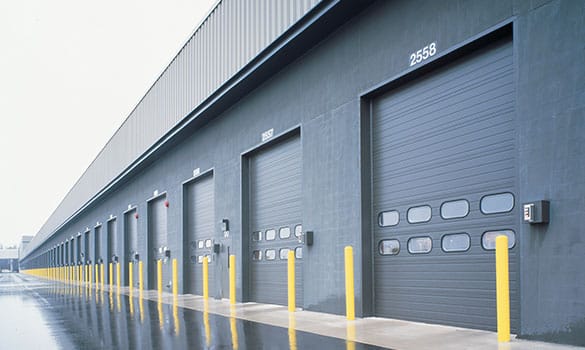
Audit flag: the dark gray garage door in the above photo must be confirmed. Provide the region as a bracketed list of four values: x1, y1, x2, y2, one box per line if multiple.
[148, 195, 169, 290]
[248, 133, 303, 307]
[107, 218, 118, 284]
[94, 225, 102, 264]
[372, 38, 518, 331]
[84, 231, 91, 265]
[76, 235, 82, 265]
[124, 208, 138, 287]
[184, 172, 215, 296]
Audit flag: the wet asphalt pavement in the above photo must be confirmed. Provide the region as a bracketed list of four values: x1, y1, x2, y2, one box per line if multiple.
[0, 273, 389, 350]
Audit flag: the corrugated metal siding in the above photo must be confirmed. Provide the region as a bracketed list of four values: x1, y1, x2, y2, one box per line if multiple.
[25, 0, 322, 258]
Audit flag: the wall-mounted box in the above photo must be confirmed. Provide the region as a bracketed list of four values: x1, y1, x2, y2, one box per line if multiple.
[523, 200, 550, 224]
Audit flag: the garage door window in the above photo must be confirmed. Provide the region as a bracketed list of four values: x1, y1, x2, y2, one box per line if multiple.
[378, 210, 399, 227]
[252, 250, 262, 261]
[279, 227, 291, 239]
[266, 229, 276, 241]
[265, 249, 276, 260]
[295, 247, 302, 259]
[482, 230, 515, 250]
[408, 237, 432, 254]
[441, 233, 470, 252]
[279, 248, 290, 260]
[441, 200, 469, 219]
[294, 225, 303, 237]
[407, 206, 432, 223]
[378, 239, 400, 255]
[481, 193, 514, 214]
[252, 231, 262, 241]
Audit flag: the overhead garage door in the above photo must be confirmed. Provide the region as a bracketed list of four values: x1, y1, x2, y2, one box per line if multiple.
[124, 208, 139, 287]
[107, 218, 118, 284]
[184, 173, 215, 296]
[372, 38, 518, 331]
[248, 133, 304, 306]
[148, 195, 169, 290]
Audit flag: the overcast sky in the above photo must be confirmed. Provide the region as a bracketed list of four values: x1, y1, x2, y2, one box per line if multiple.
[0, 0, 216, 247]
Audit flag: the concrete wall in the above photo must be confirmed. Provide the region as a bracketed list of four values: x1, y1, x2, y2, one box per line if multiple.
[21, 0, 585, 345]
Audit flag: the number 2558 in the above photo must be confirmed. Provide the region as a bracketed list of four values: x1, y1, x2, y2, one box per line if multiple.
[409, 43, 436, 66]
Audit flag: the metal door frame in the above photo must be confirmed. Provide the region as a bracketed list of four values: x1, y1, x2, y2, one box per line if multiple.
[240, 125, 302, 303]
[181, 168, 215, 295]
[359, 21, 515, 318]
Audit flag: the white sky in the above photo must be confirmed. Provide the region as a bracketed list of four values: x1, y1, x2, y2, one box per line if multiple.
[0, 0, 217, 247]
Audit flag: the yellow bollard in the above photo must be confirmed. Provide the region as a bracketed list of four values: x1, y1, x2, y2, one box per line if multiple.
[230, 306, 239, 349]
[139, 261, 144, 292]
[346, 322, 356, 350]
[139, 293, 144, 323]
[95, 264, 99, 287]
[79, 265, 82, 284]
[129, 262, 134, 293]
[172, 259, 178, 296]
[173, 296, 180, 335]
[288, 250, 296, 312]
[109, 262, 113, 288]
[157, 296, 163, 329]
[157, 259, 163, 294]
[496, 235, 510, 342]
[229, 255, 236, 305]
[288, 313, 297, 350]
[344, 246, 355, 320]
[203, 256, 209, 299]
[116, 263, 121, 293]
[100, 263, 104, 290]
[204, 300, 211, 346]
[86, 264, 89, 284]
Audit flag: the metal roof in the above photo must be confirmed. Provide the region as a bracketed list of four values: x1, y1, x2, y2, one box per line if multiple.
[23, 0, 322, 259]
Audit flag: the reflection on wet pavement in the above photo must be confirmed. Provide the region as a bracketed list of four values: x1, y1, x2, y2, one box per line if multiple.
[0, 273, 389, 350]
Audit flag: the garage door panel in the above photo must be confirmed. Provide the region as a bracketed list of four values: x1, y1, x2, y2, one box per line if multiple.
[372, 39, 518, 331]
[148, 196, 169, 290]
[376, 83, 515, 142]
[249, 134, 303, 307]
[185, 174, 215, 296]
[375, 44, 513, 118]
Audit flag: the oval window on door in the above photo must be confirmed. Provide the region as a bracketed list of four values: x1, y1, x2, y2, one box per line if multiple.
[407, 237, 432, 254]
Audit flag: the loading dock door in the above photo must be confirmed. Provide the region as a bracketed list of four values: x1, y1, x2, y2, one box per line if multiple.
[107, 219, 118, 284]
[76, 236, 82, 265]
[84, 231, 91, 265]
[372, 39, 518, 331]
[148, 195, 169, 290]
[184, 173, 215, 296]
[248, 133, 303, 307]
[124, 209, 138, 287]
[95, 226, 102, 264]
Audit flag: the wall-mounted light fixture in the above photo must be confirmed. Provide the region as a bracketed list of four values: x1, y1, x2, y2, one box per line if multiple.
[221, 219, 229, 232]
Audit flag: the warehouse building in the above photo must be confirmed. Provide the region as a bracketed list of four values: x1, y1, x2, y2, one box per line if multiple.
[20, 0, 584, 346]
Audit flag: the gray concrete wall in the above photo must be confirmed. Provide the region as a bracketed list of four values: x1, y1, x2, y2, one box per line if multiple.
[22, 0, 585, 345]
[515, 0, 585, 345]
